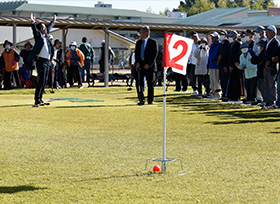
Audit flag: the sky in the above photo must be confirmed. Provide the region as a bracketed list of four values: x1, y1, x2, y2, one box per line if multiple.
[27, 0, 182, 14]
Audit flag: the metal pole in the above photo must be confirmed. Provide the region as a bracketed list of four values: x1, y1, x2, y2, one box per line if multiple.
[12, 23, 17, 49]
[104, 27, 109, 87]
[162, 67, 167, 175]
[62, 28, 67, 52]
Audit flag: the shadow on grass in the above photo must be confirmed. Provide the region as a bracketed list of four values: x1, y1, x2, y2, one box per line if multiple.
[55, 104, 137, 109]
[0, 185, 46, 194]
[0, 104, 31, 108]
[77, 174, 144, 182]
[149, 94, 280, 125]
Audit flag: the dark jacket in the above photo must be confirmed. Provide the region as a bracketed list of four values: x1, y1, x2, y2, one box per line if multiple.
[135, 37, 158, 72]
[217, 39, 231, 68]
[251, 48, 265, 78]
[79, 42, 95, 61]
[229, 40, 241, 67]
[55, 47, 65, 67]
[263, 37, 280, 73]
[27, 21, 55, 62]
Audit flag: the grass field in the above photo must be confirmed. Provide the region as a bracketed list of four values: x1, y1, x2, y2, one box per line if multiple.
[0, 86, 280, 203]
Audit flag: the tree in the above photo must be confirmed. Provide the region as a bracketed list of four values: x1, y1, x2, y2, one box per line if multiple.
[174, 0, 215, 16]
[159, 8, 171, 16]
[174, 0, 276, 16]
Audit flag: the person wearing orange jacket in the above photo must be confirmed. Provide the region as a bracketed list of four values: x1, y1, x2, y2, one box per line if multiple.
[0, 40, 21, 90]
[66, 41, 85, 88]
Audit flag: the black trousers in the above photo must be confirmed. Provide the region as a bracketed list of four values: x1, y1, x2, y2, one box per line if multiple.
[175, 73, 188, 91]
[35, 58, 50, 101]
[197, 75, 210, 94]
[3, 70, 21, 90]
[68, 65, 82, 86]
[219, 66, 230, 97]
[187, 64, 197, 91]
[245, 77, 257, 101]
[136, 68, 155, 103]
[228, 68, 242, 101]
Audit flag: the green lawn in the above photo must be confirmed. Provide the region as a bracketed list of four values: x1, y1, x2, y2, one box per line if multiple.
[0, 87, 280, 203]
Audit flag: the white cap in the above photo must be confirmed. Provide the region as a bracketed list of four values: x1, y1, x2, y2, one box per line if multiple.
[266, 25, 277, 34]
[70, 41, 77, 46]
[210, 31, 219, 38]
[101, 40, 105, 44]
[49, 34, 54, 40]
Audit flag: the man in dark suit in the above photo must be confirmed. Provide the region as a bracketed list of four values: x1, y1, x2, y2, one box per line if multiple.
[228, 30, 242, 101]
[135, 26, 158, 106]
[27, 13, 56, 106]
[262, 25, 279, 107]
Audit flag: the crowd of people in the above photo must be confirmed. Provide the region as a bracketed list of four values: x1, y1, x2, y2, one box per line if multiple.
[1, 14, 280, 109]
[173, 26, 280, 109]
[0, 13, 115, 106]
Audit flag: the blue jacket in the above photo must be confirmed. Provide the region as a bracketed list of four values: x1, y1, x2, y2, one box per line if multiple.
[208, 42, 221, 69]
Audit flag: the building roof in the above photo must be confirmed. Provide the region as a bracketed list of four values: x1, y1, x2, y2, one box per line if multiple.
[185, 7, 248, 21]
[0, 15, 246, 33]
[0, 2, 168, 19]
[175, 7, 280, 28]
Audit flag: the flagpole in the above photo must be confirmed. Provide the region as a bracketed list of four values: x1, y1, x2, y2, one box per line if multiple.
[162, 66, 167, 175]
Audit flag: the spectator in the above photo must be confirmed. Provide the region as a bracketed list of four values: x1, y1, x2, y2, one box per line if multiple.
[245, 29, 256, 50]
[194, 37, 210, 96]
[208, 32, 221, 99]
[99, 40, 115, 74]
[262, 25, 279, 108]
[53, 39, 65, 88]
[253, 26, 268, 103]
[236, 42, 258, 104]
[217, 30, 231, 101]
[187, 31, 199, 94]
[254, 26, 267, 55]
[66, 41, 85, 89]
[79, 37, 95, 83]
[251, 40, 267, 105]
[0, 40, 21, 90]
[20, 41, 34, 78]
[228, 30, 242, 101]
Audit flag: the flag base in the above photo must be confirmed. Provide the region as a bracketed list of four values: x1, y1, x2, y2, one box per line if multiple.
[142, 157, 186, 176]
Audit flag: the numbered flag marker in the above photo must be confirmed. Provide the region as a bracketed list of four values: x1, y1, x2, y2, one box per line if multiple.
[163, 33, 193, 75]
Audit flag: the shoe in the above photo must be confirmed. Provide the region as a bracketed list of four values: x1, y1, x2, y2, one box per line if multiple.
[192, 90, 198, 95]
[251, 101, 258, 105]
[137, 101, 145, 106]
[35, 100, 44, 106]
[148, 101, 153, 105]
[78, 85, 83, 89]
[222, 97, 229, 102]
[40, 100, 50, 105]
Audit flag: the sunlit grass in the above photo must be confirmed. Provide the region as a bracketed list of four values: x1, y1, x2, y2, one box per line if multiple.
[0, 86, 280, 203]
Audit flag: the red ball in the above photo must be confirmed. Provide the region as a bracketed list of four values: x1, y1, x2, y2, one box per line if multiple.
[153, 165, 161, 172]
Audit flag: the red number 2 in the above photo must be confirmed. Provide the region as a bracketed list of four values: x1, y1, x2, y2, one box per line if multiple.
[171, 40, 188, 71]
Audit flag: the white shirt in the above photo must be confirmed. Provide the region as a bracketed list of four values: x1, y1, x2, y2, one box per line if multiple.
[131, 53, 135, 65]
[188, 42, 199, 65]
[38, 33, 51, 60]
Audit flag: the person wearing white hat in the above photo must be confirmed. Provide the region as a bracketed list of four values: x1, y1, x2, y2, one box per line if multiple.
[261, 25, 280, 107]
[65, 41, 85, 89]
[208, 31, 221, 99]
